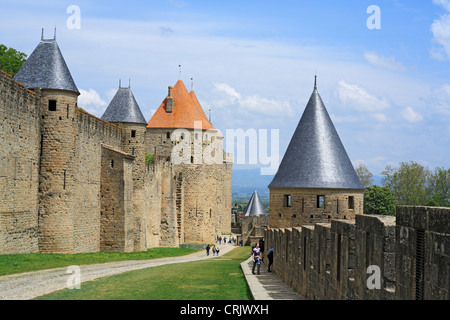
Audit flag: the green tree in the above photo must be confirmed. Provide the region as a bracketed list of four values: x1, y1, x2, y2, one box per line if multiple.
[364, 185, 396, 216]
[0, 44, 27, 76]
[355, 164, 374, 187]
[381, 161, 430, 206]
[427, 167, 450, 207]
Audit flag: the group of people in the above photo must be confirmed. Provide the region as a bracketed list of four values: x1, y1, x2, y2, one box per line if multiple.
[205, 244, 220, 256]
[205, 238, 275, 276]
[216, 235, 237, 246]
[251, 242, 273, 275]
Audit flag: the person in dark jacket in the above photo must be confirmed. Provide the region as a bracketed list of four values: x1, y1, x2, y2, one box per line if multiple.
[267, 248, 273, 272]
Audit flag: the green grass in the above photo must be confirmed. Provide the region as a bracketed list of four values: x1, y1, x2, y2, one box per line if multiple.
[36, 246, 253, 300]
[0, 248, 198, 276]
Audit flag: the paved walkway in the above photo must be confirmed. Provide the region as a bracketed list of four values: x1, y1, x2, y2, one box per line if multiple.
[241, 258, 305, 300]
[0, 244, 303, 300]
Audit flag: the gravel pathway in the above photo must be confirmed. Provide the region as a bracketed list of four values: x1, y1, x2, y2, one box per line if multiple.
[0, 245, 236, 300]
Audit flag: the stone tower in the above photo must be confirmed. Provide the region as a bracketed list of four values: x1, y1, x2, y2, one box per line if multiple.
[101, 83, 148, 251]
[147, 80, 232, 245]
[268, 78, 365, 228]
[13, 31, 81, 253]
[241, 190, 269, 246]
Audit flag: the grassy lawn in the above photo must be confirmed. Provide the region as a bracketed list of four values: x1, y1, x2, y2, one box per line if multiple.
[0, 248, 198, 277]
[36, 246, 253, 300]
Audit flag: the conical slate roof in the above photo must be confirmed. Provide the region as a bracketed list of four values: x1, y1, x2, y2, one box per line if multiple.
[147, 80, 216, 130]
[13, 36, 79, 94]
[101, 87, 147, 124]
[269, 81, 364, 190]
[244, 190, 268, 217]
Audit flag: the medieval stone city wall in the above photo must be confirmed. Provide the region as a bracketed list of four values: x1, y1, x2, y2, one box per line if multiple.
[0, 71, 40, 254]
[0, 69, 233, 255]
[100, 145, 134, 252]
[264, 206, 449, 300]
[241, 215, 269, 245]
[147, 128, 232, 245]
[71, 109, 123, 253]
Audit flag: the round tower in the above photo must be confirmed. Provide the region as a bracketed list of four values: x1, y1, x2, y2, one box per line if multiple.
[268, 77, 365, 228]
[14, 31, 80, 253]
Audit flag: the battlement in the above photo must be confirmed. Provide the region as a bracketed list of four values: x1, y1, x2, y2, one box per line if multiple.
[77, 107, 122, 147]
[265, 206, 450, 300]
[0, 70, 39, 114]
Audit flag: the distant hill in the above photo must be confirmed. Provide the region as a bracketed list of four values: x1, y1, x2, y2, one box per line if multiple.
[232, 169, 273, 201]
[231, 170, 384, 203]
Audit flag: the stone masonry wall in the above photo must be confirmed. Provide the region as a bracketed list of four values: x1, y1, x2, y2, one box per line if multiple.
[147, 128, 232, 245]
[100, 146, 134, 252]
[71, 108, 123, 253]
[0, 71, 40, 254]
[269, 187, 364, 228]
[265, 206, 449, 300]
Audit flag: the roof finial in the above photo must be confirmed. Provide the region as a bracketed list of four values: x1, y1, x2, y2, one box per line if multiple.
[41, 28, 44, 41]
[314, 74, 317, 90]
[54, 27, 57, 41]
[191, 77, 194, 91]
[119, 79, 122, 88]
[179, 65, 182, 80]
[209, 107, 212, 122]
[129, 78, 131, 88]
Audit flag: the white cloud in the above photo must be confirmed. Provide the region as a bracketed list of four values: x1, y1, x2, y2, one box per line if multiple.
[402, 106, 423, 123]
[373, 113, 388, 122]
[212, 82, 294, 117]
[431, 0, 450, 59]
[363, 51, 406, 72]
[213, 83, 242, 102]
[79, 89, 107, 107]
[433, 0, 450, 11]
[78, 89, 107, 115]
[337, 80, 390, 113]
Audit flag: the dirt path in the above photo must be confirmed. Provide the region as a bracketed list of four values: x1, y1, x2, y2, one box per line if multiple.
[0, 244, 236, 300]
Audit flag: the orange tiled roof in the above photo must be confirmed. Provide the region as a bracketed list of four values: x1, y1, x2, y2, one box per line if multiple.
[147, 80, 216, 130]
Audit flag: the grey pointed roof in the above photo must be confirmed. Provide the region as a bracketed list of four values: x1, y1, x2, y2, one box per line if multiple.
[101, 87, 147, 124]
[13, 38, 79, 94]
[269, 81, 364, 190]
[244, 190, 268, 217]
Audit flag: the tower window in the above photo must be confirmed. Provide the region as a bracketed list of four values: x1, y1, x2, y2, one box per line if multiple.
[348, 196, 355, 210]
[49, 100, 57, 111]
[110, 160, 114, 168]
[283, 195, 292, 208]
[131, 130, 136, 138]
[317, 195, 325, 209]
[166, 132, 171, 139]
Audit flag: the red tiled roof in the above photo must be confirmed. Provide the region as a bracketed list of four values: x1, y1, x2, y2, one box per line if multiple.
[147, 80, 217, 130]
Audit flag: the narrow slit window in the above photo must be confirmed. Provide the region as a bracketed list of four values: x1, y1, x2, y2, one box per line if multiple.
[63, 170, 67, 190]
[283, 195, 292, 208]
[317, 195, 325, 209]
[131, 130, 136, 138]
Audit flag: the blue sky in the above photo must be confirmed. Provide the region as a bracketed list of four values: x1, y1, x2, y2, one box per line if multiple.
[1, 0, 449, 179]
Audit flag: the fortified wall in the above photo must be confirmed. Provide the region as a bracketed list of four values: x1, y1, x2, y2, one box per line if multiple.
[0, 68, 182, 254]
[0, 70, 41, 253]
[0, 34, 233, 254]
[264, 206, 450, 300]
